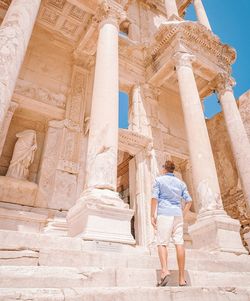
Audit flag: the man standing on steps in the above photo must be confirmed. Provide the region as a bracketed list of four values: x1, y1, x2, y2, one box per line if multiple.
[151, 160, 192, 287]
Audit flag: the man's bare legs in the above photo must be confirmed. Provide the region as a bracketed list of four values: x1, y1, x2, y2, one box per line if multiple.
[175, 244, 186, 285]
[157, 245, 171, 279]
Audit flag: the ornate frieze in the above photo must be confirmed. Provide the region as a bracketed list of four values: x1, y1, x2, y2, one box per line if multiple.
[146, 22, 236, 75]
[14, 79, 66, 109]
[119, 128, 152, 156]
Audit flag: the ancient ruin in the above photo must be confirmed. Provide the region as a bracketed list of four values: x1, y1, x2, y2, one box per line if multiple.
[0, 0, 249, 300]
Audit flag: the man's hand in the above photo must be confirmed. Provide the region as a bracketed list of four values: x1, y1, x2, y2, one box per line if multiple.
[151, 216, 157, 230]
[183, 201, 192, 218]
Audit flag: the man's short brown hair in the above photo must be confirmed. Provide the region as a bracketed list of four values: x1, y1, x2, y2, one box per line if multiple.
[164, 160, 175, 173]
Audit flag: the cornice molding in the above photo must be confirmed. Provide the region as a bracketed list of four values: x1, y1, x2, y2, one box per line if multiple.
[146, 21, 236, 73]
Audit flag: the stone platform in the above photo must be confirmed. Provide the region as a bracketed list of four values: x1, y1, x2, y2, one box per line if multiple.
[0, 229, 249, 300]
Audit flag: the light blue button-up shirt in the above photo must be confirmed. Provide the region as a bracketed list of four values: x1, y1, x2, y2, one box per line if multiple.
[152, 173, 192, 216]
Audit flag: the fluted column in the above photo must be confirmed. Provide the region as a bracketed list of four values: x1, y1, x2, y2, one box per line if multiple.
[174, 52, 223, 216]
[215, 73, 250, 216]
[193, 0, 211, 30]
[164, 0, 179, 19]
[0, 0, 41, 133]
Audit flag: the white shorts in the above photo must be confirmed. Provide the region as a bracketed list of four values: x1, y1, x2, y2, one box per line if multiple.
[156, 215, 184, 246]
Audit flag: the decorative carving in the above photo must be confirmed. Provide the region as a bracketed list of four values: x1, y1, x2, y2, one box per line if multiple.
[197, 179, 223, 213]
[67, 67, 86, 125]
[146, 22, 236, 74]
[47, 0, 66, 10]
[210, 73, 235, 99]
[173, 52, 195, 69]
[6, 130, 37, 181]
[15, 79, 66, 109]
[40, 7, 59, 25]
[69, 5, 86, 21]
[37, 1, 92, 43]
[94, 0, 127, 27]
[119, 128, 152, 156]
[60, 20, 78, 35]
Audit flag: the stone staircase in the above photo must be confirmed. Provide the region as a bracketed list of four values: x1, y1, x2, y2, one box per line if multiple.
[0, 229, 250, 301]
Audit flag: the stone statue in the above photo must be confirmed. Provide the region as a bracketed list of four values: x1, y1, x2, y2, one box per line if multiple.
[6, 130, 37, 181]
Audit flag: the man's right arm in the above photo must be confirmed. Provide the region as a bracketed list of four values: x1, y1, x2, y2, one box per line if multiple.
[151, 179, 159, 229]
[151, 198, 157, 229]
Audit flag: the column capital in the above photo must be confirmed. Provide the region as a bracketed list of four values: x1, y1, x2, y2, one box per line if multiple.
[211, 73, 235, 99]
[173, 52, 196, 70]
[94, 0, 126, 28]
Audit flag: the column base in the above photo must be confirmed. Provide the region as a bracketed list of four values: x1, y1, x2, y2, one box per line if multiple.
[189, 210, 248, 254]
[67, 188, 135, 245]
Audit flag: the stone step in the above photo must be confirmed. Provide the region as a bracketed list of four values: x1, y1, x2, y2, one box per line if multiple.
[1, 247, 250, 273]
[1, 229, 250, 273]
[1, 266, 250, 288]
[0, 287, 250, 301]
[37, 249, 250, 272]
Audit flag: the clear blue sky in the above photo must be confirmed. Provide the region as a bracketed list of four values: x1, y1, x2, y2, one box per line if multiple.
[119, 0, 250, 128]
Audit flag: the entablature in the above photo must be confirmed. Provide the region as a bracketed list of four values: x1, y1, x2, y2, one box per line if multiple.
[119, 129, 152, 156]
[145, 21, 236, 97]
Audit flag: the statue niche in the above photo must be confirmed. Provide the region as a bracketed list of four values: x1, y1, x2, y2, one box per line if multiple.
[6, 130, 37, 181]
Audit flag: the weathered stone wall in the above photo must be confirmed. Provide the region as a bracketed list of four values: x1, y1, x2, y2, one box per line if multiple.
[16, 26, 72, 111]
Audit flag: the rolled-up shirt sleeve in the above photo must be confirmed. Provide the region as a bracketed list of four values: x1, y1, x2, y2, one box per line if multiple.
[152, 179, 160, 199]
[181, 184, 192, 202]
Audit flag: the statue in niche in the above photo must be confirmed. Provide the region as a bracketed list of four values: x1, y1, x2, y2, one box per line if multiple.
[6, 130, 37, 181]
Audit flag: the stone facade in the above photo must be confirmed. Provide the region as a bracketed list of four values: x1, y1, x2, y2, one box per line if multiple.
[0, 1, 250, 298]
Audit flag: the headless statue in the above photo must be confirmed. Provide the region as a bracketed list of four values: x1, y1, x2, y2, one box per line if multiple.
[6, 130, 37, 181]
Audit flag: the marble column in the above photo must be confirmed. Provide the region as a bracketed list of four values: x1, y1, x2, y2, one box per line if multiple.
[164, 0, 179, 19]
[67, 5, 135, 245]
[0, 101, 18, 157]
[0, 0, 41, 133]
[174, 52, 247, 253]
[215, 73, 250, 216]
[193, 0, 211, 30]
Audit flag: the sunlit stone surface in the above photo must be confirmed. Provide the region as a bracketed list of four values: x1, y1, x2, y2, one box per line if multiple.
[0, 0, 249, 300]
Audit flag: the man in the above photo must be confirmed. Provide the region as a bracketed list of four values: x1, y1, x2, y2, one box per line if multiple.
[151, 160, 192, 287]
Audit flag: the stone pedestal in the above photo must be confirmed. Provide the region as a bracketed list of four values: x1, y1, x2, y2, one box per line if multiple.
[189, 211, 247, 254]
[67, 189, 134, 244]
[0, 176, 38, 206]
